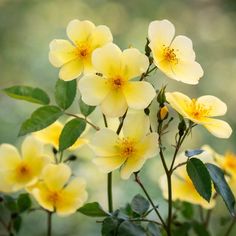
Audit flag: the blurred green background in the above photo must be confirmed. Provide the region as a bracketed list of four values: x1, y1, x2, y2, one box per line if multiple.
[0, 0, 236, 235]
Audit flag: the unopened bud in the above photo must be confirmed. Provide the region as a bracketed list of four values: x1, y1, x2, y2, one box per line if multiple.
[178, 119, 186, 136]
[160, 106, 169, 120]
[157, 87, 166, 106]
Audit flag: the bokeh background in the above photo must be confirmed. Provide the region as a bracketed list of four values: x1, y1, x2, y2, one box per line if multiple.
[0, 0, 236, 235]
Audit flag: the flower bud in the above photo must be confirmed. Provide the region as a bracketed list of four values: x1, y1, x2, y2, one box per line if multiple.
[160, 106, 169, 120]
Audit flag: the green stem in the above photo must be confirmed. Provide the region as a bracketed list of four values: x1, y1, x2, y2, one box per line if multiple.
[225, 219, 236, 236]
[59, 151, 64, 163]
[47, 211, 52, 236]
[107, 172, 113, 213]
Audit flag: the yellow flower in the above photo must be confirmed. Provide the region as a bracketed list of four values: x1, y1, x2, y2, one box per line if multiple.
[28, 163, 88, 216]
[33, 120, 88, 151]
[49, 19, 113, 81]
[90, 111, 158, 179]
[166, 92, 232, 138]
[78, 43, 156, 117]
[159, 150, 216, 209]
[0, 136, 50, 193]
[148, 20, 203, 84]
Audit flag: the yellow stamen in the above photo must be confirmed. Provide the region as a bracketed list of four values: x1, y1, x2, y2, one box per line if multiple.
[188, 99, 211, 120]
[117, 138, 136, 158]
[76, 43, 91, 59]
[162, 45, 178, 65]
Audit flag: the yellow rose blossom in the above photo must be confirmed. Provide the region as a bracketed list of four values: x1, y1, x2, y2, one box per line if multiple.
[160, 150, 216, 209]
[148, 19, 203, 84]
[33, 120, 88, 151]
[78, 43, 156, 117]
[49, 19, 113, 81]
[166, 92, 232, 138]
[0, 136, 50, 193]
[90, 111, 158, 179]
[28, 163, 88, 216]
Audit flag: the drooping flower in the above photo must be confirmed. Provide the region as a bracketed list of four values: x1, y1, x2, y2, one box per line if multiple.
[159, 150, 216, 209]
[28, 163, 88, 216]
[166, 92, 232, 138]
[78, 43, 156, 117]
[148, 19, 203, 84]
[90, 111, 158, 179]
[33, 120, 88, 151]
[0, 136, 50, 193]
[49, 19, 113, 81]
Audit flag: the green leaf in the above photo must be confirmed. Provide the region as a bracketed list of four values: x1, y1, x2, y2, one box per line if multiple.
[206, 163, 235, 216]
[185, 149, 204, 158]
[13, 215, 22, 233]
[78, 202, 109, 217]
[59, 118, 86, 151]
[19, 105, 63, 136]
[146, 222, 161, 236]
[3, 85, 50, 105]
[131, 194, 150, 216]
[102, 217, 119, 236]
[3, 196, 17, 212]
[17, 193, 31, 213]
[181, 202, 194, 219]
[192, 221, 211, 236]
[79, 97, 96, 117]
[55, 79, 77, 110]
[117, 221, 146, 236]
[186, 158, 212, 202]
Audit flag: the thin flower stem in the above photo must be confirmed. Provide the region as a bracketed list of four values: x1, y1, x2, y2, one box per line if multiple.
[116, 110, 127, 135]
[134, 172, 167, 230]
[107, 172, 113, 213]
[171, 161, 187, 174]
[199, 206, 204, 223]
[102, 113, 108, 128]
[0, 217, 10, 233]
[225, 219, 236, 236]
[47, 211, 52, 236]
[59, 151, 64, 163]
[65, 112, 100, 131]
[130, 218, 162, 226]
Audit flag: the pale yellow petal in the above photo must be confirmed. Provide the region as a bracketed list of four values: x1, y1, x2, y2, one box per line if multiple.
[197, 96, 227, 117]
[122, 110, 150, 140]
[148, 20, 175, 47]
[123, 81, 156, 109]
[203, 118, 232, 139]
[49, 39, 76, 67]
[92, 43, 122, 77]
[165, 92, 192, 117]
[78, 74, 109, 106]
[33, 121, 63, 149]
[43, 164, 71, 191]
[59, 58, 83, 81]
[171, 35, 195, 61]
[121, 48, 149, 79]
[120, 156, 146, 179]
[66, 19, 95, 45]
[57, 177, 88, 216]
[0, 144, 21, 170]
[90, 25, 113, 48]
[90, 128, 119, 157]
[101, 90, 127, 117]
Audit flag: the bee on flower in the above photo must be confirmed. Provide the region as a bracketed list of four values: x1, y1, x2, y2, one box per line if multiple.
[0, 136, 50, 193]
[148, 19, 203, 84]
[165, 92, 232, 138]
[49, 19, 113, 81]
[90, 111, 158, 179]
[78, 43, 156, 117]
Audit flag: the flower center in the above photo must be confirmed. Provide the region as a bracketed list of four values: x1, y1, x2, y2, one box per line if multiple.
[117, 138, 136, 158]
[224, 152, 236, 170]
[109, 76, 125, 90]
[76, 43, 91, 59]
[188, 99, 210, 120]
[47, 191, 60, 204]
[162, 46, 178, 64]
[15, 163, 32, 183]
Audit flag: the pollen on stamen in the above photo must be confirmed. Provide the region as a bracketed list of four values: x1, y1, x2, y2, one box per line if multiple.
[162, 46, 178, 65]
[117, 138, 136, 158]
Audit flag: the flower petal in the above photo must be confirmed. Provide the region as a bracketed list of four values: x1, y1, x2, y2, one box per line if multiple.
[59, 58, 83, 81]
[122, 110, 150, 140]
[203, 118, 232, 139]
[121, 48, 149, 79]
[0, 144, 21, 171]
[172, 61, 204, 85]
[101, 90, 127, 117]
[42, 164, 71, 191]
[49, 39, 76, 67]
[148, 20, 175, 48]
[78, 74, 109, 106]
[165, 92, 192, 117]
[123, 81, 155, 109]
[90, 25, 113, 48]
[197, 96, 227, 117]
[90, 128, 119, 157]
[171, 35, 195, 61]
[66, 19, 95, 45]
[93, 156, 126, 173]
[92, 43, 122, 77]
